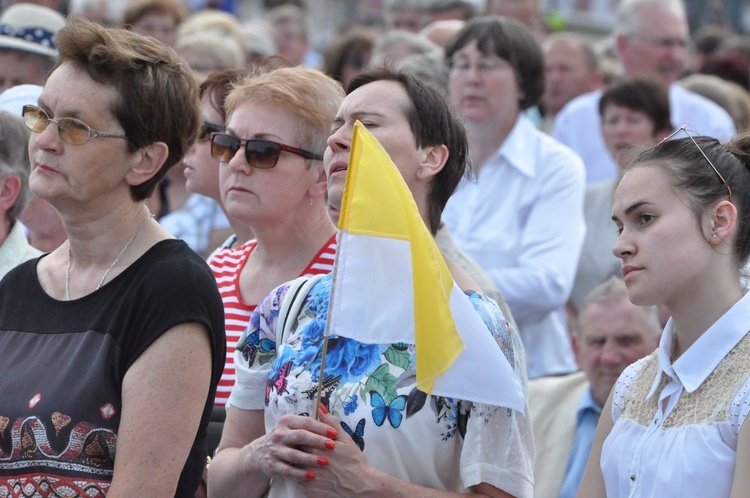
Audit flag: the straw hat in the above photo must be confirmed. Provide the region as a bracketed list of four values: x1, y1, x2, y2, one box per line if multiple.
[0, 3, 66, 59]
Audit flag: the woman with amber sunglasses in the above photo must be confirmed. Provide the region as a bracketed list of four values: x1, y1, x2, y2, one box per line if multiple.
[0, 17, 225, 496]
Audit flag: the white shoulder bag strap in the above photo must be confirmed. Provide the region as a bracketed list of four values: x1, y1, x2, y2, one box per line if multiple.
[276, 273, 327, 347]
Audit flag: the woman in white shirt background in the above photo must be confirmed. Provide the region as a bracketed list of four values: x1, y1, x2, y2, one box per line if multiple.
[442, 16, 586, 379]
[578, 128, 750, 497]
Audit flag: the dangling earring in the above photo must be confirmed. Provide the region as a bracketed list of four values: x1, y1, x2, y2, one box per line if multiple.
[309, 197, 314, 206]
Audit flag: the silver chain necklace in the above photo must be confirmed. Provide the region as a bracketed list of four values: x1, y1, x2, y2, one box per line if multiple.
[65, 214, 153, 301]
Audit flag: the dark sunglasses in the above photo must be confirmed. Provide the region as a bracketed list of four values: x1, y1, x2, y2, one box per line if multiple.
[22, 104, 129, 146]
[197, 122, 225, 142]
[210, 133, 323, 169]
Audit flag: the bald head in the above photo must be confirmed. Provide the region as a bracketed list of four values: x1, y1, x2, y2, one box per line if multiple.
[543, 33, 601, 116]
[419, 19, 465, 47]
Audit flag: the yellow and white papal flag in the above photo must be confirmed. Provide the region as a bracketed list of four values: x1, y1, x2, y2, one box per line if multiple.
[329, 121, 524, 411]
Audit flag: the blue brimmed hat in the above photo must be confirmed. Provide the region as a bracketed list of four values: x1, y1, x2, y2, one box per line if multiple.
[0, 3, 66, 59]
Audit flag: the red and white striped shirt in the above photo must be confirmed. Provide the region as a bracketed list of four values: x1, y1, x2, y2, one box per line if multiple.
[208, 235, 337, 406]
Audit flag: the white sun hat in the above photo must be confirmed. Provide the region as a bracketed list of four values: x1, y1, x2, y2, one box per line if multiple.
[0, 3, 66, 59]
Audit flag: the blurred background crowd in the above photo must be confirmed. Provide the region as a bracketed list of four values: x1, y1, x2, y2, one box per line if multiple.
[2, 0, 750, 496]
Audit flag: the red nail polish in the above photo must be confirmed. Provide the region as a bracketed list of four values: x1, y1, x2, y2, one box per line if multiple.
[306, 472, 316, 480]
[317, 457, 329, 466]
[325, 439, 336, 450]
[319, 404, 329, 415]
[327, 429, 338, 439]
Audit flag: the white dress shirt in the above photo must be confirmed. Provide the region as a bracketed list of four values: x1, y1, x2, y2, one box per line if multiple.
[0, 221, 42, 280]
[553, 84, 737, 184]
[602, 291, 750, 497]
[443, 114, 586, 379]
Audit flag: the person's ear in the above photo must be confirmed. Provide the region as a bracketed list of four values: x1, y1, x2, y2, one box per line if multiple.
[0, 174, 21, 213]
[615, 34, 630, 60]
[571, 333, 584, 370]
[125, 142, 169, 187]
[307, 161, 328, 200]
[416, 144, 449, 181]
[709, 199, 737, 246]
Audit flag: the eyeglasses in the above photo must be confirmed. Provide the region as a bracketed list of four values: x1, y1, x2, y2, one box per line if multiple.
[197, 122, 225, 142]
[449, 55, 510, 75]
[658, 124, 732, 203]
[632, 34, 688, 50]
[210, 133, 323, 169]
[22, 104, 129, 146]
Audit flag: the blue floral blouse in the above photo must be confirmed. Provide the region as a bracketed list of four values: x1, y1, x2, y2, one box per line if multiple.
[228, 273, 534, 498]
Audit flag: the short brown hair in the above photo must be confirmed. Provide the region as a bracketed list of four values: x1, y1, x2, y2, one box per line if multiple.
[225, 66, 344, 158]
[122, 0, 188, 27]
[54, 15, 200, 201]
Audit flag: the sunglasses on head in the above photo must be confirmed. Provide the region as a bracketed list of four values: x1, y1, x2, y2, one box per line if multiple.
[210, 133, 323, 169]
[657, 124, 733, 204]
[197, 122, 225, 142]
[22, 104, 129, 146]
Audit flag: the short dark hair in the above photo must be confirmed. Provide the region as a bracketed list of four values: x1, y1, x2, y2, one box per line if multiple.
[629, 131, 750, 268]
[445, 15, 544, 110]
[54, 15, 200, 201]
[322, 30, 377, 89]
[427, 0, 478, 20]
[347, 68, 469, 235]
[599, 76, 672, 135]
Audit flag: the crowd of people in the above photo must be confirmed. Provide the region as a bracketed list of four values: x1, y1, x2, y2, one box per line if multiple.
[0, 0, 750, 497]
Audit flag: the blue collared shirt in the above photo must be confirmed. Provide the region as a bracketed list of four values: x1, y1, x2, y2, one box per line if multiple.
[559, 386, 603, 498]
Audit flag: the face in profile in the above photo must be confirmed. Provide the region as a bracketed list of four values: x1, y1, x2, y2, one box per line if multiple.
[28, 62, 134, 206]
[324, 80, 423, 224]
[612, 164, 715, 308]
[183, 94, 223, 200]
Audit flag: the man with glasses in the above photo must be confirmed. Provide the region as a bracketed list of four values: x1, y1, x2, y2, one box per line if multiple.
[553, 0, 736, 184]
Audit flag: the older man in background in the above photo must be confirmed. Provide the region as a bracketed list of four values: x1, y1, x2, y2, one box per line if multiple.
[0, 84, 67, 253]
[0, 110, 39, 278]
[538, 32, 602, 133]
[553, 0, 735, 183]
[529, 277, 661, 498]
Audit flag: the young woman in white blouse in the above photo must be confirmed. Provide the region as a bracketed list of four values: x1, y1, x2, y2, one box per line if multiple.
[577, 129, 750, 497]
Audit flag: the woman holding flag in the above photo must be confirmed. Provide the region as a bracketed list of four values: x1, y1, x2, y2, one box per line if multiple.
[209, 69, 533, 498]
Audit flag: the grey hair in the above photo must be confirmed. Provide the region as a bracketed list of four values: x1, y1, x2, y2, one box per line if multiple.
[578, 276, 662, 338]
[615, 0, 686, 37]
[0, 111, 31, 221]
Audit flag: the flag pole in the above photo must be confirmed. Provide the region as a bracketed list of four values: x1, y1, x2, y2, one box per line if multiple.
[314, 232, 342, 420]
